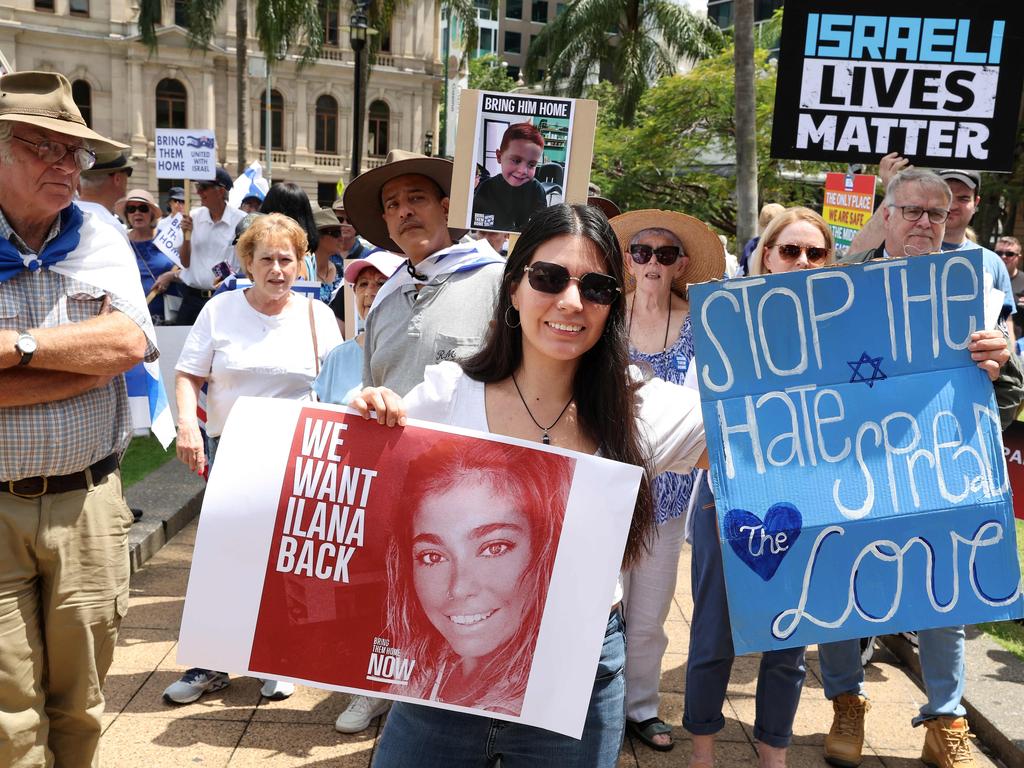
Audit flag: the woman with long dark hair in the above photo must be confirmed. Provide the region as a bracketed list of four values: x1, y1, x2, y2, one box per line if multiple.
[352, 204, 707, 767]
[260, 181, 319, 278]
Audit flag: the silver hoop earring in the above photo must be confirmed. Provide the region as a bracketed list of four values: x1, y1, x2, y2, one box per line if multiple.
[504, 305, 521, 328]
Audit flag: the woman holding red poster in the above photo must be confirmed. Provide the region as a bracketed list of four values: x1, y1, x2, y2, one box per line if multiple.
[352, 203, 708, 768]
[385, 440, 572, 714]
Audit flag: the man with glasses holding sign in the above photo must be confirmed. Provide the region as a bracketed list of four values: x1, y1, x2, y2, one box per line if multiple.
[0, 71, 157, 768]
[821, 168, 1024, 768]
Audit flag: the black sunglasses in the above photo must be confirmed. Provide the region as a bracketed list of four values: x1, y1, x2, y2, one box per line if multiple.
[629, 244, 683, 265]
[523, 261, 620, 305]
[124, 203, 150, 214]
[772, 243, 830, 264]
[996, 249, 1020, 258]
[321, 228, 342, 238]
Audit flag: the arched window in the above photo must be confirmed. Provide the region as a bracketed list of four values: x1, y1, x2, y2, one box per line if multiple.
[368, 100, 389, 157]
[314, 95, 338, 154]
[260, 90, 284, 150]
[155, 78, 187, 128]
[71, 80, 92, 128]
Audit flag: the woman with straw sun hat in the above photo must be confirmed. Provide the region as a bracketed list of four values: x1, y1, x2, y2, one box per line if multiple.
[609, 209, 724, 753]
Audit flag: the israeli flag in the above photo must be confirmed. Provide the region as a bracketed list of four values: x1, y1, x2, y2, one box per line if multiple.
[125, 360, 175, 449]
[228, 161, 271, 209]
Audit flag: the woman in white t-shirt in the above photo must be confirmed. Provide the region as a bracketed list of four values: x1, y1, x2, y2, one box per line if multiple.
[164, 212, 342, 706]
[351, 204, 707, 768]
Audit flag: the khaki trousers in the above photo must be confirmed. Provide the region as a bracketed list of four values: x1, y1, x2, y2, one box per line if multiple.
[0, 471, 133, 768]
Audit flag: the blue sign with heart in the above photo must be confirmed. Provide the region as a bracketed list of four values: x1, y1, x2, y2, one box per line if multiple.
[689, 249, 1024, 654]
[724, 504, 802, 582]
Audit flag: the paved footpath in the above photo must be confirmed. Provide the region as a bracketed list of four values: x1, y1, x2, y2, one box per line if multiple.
[100, 518, 1005, 767]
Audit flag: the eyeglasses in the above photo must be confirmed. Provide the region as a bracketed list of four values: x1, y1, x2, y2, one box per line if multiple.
[888, 205, 950, 224]
[321, 228, 342, 238]
[523, 261, 620, 305]
[13, 135, 97, 171]
[996, 250, 1020, 258]
[124, 204, 151, 215]
[771, 243, 830, 264]
[629, 244, 683, 265]
[196, 182, 220, 192]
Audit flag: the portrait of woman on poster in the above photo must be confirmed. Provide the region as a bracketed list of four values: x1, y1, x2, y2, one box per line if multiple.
[384, 439, 573, 715]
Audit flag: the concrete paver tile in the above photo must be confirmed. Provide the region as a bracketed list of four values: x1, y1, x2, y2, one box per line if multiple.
[860, 701, 926, 750]
[786, 743, 884, 766]
[120, 595, 185, 631]
[144, 542, 198, 569]
[100, 713, 244, 768]
[229, 721, 376, 766]
[616, 741, 639, 767]
[108, 627, 178, 672]
[251, 687, 351, 725]
[171, 519, 199, 545]
[872, 744, 1000, 767]
[727, 689, 830, 746]
[103, 670, 152, 714]
[129, 565, 191, 598]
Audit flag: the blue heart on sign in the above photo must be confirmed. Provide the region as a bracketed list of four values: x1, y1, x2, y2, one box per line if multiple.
[724, 503, 802, 582]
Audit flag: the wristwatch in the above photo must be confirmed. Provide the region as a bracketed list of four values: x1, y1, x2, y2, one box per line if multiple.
[15, 331, 37, 366]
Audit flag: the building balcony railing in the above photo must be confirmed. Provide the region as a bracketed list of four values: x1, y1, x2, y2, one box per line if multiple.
[314, 153, 346, 168]
[373, 54, 395, 68]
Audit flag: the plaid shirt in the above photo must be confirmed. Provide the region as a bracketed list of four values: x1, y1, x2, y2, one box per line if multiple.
[0, 208, 158, 481]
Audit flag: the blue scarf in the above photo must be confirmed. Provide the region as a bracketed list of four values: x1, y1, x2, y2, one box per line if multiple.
[0, 205, 83, 284]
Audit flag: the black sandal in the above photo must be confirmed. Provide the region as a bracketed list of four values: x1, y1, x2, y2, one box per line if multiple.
[626, 717, 675, 752]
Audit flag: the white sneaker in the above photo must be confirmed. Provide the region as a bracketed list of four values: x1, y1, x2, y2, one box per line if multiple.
[260, 679, 295, 701]
[335, 695, 391, 733]
[163, 668, 230, 704]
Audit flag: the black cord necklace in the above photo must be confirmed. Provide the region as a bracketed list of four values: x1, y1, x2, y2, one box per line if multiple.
[628, 293, 672, 353]
[511, 373, 574, 445]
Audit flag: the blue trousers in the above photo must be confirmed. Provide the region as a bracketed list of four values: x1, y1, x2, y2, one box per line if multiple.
[683, 474, 807, 748]
[818, 627, 966, 725]
[372, 609, 626, 768]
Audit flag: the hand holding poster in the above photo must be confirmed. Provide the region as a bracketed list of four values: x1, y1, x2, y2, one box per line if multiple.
[448, 90, 598, 234]
[689, 250, 1023, 654]
[177, 397, 642, 737]
[770, 0, 1024, 170]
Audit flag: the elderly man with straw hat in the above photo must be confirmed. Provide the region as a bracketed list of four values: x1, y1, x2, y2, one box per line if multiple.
[0, 71, 158, 768]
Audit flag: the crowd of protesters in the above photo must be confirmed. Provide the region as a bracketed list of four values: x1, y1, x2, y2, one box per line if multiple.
[1, 69, 1022, 768]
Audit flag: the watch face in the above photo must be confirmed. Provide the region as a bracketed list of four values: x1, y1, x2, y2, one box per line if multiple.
[18, 334, 37, 354]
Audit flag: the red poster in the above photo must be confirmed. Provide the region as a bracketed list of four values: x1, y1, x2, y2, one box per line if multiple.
[1003, 420, 1024, 522]
[247, 407, 574, 716]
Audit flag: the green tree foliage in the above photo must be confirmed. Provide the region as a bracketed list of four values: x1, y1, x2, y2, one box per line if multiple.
[468, 54, 516, 92]
[527, 0, 724, 126]
[590, 45, 829, 236]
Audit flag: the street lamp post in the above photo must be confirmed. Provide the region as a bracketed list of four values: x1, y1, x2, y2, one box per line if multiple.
[349, 1, 369, 182]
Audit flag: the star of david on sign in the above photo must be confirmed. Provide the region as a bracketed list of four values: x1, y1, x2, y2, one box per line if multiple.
[847, 352, 886, 388]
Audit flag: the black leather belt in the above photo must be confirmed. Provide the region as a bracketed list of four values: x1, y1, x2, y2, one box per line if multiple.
[3, 454, 119, 498]
[181, 285, 214, 299]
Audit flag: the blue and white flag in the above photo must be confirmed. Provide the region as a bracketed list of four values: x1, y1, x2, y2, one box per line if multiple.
[126, 360, 175, 448]
[228, 161, 270, 209]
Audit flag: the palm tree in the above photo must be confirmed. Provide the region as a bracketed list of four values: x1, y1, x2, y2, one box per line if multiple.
[526, 0, 723, 126]
[137, 0, 328, 169]
[733, 0, 757, 243]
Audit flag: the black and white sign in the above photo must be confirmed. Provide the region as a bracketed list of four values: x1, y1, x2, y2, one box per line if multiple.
[770, 0, 1024, 170]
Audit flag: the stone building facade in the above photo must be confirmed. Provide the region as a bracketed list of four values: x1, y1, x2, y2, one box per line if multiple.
[0, 0, 442, 207]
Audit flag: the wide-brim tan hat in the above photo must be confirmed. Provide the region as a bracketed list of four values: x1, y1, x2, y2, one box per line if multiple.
[0, 71, 127, 152]
[114, 188, 159, 221]
[610, 209, 725, 294]
[343, 149, 468, 253]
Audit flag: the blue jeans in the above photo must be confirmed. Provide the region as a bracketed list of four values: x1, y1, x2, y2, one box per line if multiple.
[372, 609, 626, 768]
[683, 474, 806, 748]
[818, 627, 966, 725]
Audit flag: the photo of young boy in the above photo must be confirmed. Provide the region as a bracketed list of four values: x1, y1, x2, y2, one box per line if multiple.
[471, 123, 548, 232]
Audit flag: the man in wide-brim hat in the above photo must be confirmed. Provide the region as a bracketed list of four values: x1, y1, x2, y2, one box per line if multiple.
[0, 70, 157, 768]
[337, 149, 505, 398]
[325, 150, 505, 734]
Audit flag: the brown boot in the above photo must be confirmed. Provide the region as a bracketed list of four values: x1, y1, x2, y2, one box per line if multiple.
[921, 716, 977, 767]
[824, 693, 870, 767]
